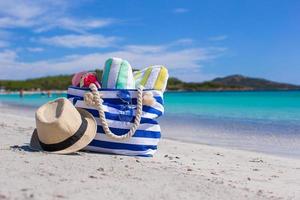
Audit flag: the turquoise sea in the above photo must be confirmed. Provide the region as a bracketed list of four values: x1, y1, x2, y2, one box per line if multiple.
[1, 91, 300, 158]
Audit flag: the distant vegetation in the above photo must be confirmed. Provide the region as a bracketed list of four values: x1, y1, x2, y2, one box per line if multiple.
[167, 77, 244, 91]
[0, 71, 299, 91]
[0, 75, 72, 91]
[0, 70, 103, 91]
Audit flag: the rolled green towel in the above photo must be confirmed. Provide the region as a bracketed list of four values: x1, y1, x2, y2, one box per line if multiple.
[101, 57, 135, 89]
[134, 65, 169, 92]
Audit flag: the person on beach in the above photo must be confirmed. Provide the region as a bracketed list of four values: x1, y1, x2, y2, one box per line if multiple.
[19, 89, 24, 98]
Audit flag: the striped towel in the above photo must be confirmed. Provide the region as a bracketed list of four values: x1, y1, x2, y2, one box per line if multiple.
[67, 86, 164, 157]
[134, 65, 169, 92]
[102, 57, 135, 89]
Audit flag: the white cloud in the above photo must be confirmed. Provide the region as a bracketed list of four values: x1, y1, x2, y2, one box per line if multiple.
[171, 38, 194, 46]
[27, 47, 44, 52]
[34, 17, 116, 33]
[173, 8, 189, 14]
[0, 50, 17, 64]
[0, 17, 33, 28]
[124, 45, 167, 53]
[0, 30, 11, 37]
[170, 68, 217, 82]
[209, 35, 228, 41]
[0, 30, 11, 47]
[0, 0, 65, 28]
[0, 1, 116, 32]
[0, 1, 49, 20]
[0, 41, 226, 81]
[0, 40, 9, 47]
[39, 34, 119, 48]
[124, 38, 195, 54]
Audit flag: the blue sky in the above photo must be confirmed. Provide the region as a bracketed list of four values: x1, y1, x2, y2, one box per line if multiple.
[0, 0, 299, 84]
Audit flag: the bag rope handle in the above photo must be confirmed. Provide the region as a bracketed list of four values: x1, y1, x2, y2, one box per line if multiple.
[84, 83, 144, 141]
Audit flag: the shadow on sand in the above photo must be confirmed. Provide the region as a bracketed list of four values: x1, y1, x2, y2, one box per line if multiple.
[9, 144, 81, 156]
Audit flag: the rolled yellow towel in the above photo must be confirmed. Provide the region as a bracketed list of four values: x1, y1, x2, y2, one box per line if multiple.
[134, 65, 169, 92]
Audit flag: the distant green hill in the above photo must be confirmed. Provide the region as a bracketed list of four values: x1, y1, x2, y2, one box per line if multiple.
[0, 72, 299, 91]
[211, 74, 300, 90]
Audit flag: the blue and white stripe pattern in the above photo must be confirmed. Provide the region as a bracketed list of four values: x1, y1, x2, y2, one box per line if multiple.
[67, 86, 164, 157]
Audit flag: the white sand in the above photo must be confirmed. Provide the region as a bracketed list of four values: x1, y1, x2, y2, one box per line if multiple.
[0, 106, 299, 200]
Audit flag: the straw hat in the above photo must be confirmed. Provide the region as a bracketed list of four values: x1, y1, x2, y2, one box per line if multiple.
[30, 98, 97, 154]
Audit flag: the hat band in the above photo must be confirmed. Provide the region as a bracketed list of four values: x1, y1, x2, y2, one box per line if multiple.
[39, 116, 88, 152]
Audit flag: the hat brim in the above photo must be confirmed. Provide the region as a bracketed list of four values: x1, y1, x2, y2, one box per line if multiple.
[30, 108, 97, 154]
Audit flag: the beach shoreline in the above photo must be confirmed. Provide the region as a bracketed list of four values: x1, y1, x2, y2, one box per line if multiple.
[0, 90, 67, 95]
[0, 105, 300, 199]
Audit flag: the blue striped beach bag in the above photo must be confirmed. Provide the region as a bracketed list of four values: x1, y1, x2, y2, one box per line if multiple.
[67, 85, 164, 157]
